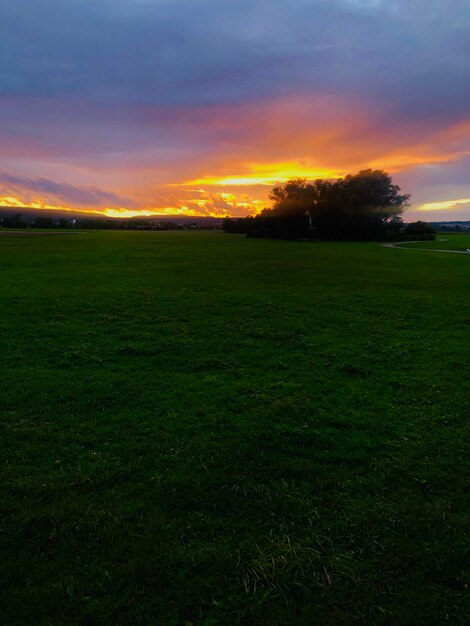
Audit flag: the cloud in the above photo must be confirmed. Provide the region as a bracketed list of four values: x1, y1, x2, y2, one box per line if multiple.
[2, 0, 468, 118]
[394, 152, 470, 213]
[0, 169, 267, 217]
[0, 171, 137, 208]
[416, 198, 470, 212]
[0, 0, 469, 217]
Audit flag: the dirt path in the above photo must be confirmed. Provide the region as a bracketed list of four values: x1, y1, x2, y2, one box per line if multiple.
[382, 241, 469, 255]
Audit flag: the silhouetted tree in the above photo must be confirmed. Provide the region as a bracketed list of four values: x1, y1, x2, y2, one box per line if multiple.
[404, 221, 436, 237]
[222, 216, 254, 234]
[1, 213, 27, 228]
[222, 217, 235, 233]
[33, 216, 55, 228]
[249, 169, 410, 240]
[269, 179, 317, 219]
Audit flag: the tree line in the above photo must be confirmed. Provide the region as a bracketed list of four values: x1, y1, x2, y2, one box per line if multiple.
[0, 215, 209, 231]
[223, 169, 436, 241]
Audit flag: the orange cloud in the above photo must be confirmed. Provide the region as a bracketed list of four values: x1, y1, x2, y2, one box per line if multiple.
[0, 195, 140, 217]
[0, 196, 89, 213]
[0, 189, 267, 219]
[2, 95, 470, 218]
[416, 198, 470, 212]
[155, 98, 470, 205]
[184, 161, 345, 186]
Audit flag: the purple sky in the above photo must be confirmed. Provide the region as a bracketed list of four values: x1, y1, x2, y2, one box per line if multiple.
[1, 0, 469, 219]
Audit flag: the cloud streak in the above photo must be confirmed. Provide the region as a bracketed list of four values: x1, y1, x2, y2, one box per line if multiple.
[417, 198, 470, 212]
[0, 171, 138, 209]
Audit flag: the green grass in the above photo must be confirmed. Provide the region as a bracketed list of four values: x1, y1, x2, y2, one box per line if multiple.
[1, 231, 469, 625]
[401, 233, 470, 252]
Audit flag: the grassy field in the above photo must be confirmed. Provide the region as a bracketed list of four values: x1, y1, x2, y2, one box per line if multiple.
[400, 233, 470, 252]
[1, 231, 469, 625]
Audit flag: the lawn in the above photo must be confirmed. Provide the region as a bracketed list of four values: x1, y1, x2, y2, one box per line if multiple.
[399, 233, 470, 252]
[1, 231, 469, 625]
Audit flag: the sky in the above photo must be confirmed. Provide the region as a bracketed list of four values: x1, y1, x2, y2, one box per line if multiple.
[1, 0, 469, 220]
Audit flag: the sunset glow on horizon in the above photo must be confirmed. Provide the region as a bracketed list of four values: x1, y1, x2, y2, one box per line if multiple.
[183, 162, 346, 187]
[0, 196, 234, 219]
[1, 1, 469, 221]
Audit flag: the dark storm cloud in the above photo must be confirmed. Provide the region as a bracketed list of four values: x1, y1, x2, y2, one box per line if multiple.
[1, 0, 469, 123]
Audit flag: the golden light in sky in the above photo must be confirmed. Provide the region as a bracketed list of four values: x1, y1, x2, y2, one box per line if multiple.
[417, 198, 470, 212]
[0, 196, 200, 219]
[184, 162, 345, 187]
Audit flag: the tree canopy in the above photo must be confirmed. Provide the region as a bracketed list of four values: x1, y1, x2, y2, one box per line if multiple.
[223, 169, 411, 241]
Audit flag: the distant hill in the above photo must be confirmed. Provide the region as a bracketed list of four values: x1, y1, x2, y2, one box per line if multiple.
[0, 206, 224, 226]
[0, 205, 98, 220]
[2, 205, 469, 230]
[428, 220, 470, 230]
